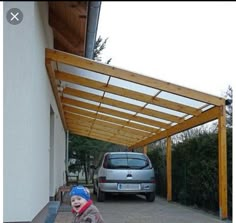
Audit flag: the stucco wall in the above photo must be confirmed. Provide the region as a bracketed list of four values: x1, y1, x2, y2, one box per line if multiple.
[4, 2, 66, 222]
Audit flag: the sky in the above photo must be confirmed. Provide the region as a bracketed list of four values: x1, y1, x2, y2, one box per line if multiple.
[97, 2, 236, 98]
[97, 3, 236, 213]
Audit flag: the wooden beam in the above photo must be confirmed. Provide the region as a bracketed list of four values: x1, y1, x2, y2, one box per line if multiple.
[65, 111, 149, 136]
[70, 129, 131, 147]
[67, 118, 140, 139]
[45, 58, 67, 130]
[71, 131, 129, 146]
[63, 87, 172, 128]
[53, 29, 84, 55]
[46, 48, 225, 106]
[218, 106, 228, 219]
[56, 71, 200, 116]
[64, 111, 151, 139]
[68, 122, 146, 140]
[65, 112, 94, 123]
[129, 106, 220, 149]
[61, 97, 164, 129]
[67, 119, 138, 145]
[63, 104, 157, 133]
[143, 145, 147, 154]
[166, 136, 172, 201]
[49, 12, 80, 47]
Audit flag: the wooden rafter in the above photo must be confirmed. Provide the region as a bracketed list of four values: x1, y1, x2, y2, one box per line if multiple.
[45, 48, 225, 149]
[129, 106, 220, 149]
[70, 129, 133, 147]
[56, 71, 201, 115]
[61, 97, 166, 129]
[46, 48, 225, 106]
[63, 87, 180, 125]
[63, 105, 158, 133]
[65, 112, 152, 139]
[45, 59, 67, 130]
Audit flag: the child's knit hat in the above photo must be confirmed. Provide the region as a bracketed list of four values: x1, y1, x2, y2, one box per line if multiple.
[69, 185, 90, 201]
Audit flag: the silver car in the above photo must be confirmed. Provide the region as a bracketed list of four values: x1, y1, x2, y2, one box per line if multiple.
[93, 152, 156, 202]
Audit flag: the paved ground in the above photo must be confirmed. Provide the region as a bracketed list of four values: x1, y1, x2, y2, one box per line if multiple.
[54, 192, 231, 223]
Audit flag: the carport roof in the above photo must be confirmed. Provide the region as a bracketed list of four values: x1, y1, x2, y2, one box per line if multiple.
[45, 48, 225, 149]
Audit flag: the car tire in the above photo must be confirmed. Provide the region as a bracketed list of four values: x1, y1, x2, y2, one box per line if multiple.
[97, 188, 105, 202]
[146, 192, 155, 202]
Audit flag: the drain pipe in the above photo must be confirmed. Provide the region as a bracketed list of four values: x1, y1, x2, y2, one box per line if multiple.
[85, 1, 101, 59]
[66, 130, 69, 172]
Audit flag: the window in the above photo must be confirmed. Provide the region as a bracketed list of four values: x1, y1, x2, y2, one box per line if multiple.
[104, 153, 150, 169]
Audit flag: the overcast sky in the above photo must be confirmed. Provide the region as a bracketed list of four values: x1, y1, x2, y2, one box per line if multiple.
[97, 2, 236, 98]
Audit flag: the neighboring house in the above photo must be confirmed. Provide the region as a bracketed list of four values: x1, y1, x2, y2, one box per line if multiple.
[3, 2, 100, 222]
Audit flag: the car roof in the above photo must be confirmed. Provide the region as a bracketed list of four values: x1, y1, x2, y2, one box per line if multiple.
[105, 152, 145, 156]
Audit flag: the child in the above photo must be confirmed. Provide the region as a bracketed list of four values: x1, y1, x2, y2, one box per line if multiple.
[70, 185, 105, 223]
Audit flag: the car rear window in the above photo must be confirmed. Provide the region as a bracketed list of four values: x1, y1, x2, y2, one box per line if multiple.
[103, 153, 151, 169]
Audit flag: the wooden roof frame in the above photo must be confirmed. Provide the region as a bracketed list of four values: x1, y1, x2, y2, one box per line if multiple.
[45, 48, 225, 149]
[45, 48, 227, 219]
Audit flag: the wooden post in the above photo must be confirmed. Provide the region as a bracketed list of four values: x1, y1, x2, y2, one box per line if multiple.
[143, 145, 147, 154]
[166, 136, 172, 201]
[218, 105, 228, 219]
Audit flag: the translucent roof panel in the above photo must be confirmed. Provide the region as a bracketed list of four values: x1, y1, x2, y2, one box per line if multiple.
[129, 120, 161, 130]
[105, 92, 146, 107]
[202, 104, 214, 111]
[58, 63, 109, 83]
[109, 77, 159, 96]
[97, 112, 130, 122]
[63, 95, 100, 106]
[184, 115, 193, 120]
[61, 82, 105, 96]
[69, 85, 104, 96]
[146, 103, 186, 117]
[158, 91, 207, 108]
[136, 113, 172, 124]
[100, 104, 137, 115]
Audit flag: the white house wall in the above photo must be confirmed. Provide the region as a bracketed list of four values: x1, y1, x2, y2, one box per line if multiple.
[4, 2, 66, 222]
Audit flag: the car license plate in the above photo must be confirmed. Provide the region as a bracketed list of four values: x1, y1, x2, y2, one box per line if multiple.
[117, 183, 141, 190]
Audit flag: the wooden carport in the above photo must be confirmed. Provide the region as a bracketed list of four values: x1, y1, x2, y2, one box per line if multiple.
[45, 48, 227, 219]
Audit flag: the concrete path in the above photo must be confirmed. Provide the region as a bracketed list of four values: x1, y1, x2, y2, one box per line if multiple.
[54, 193, 231, 223]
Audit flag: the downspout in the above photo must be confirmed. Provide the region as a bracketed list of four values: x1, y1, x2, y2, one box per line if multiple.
[66, 130, 69, 173]
[85, 1, 101, 59]
[64, 2, 101, 178]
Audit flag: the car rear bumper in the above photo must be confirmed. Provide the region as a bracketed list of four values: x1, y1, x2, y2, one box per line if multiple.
[99, 182, 156, 193]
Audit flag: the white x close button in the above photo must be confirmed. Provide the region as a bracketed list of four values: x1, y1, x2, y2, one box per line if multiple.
[6, 8, 23, 25]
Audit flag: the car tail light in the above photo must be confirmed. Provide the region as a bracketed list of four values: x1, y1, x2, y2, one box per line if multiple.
[98, 176, 107, 183]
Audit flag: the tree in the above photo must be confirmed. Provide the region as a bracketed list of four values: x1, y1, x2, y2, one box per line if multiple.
[68, 134, 115, 184]
[93, 35, 112, 64]
[225, 85, 232, 128]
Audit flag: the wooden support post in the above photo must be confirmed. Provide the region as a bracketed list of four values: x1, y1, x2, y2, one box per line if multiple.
[218, 106, 228, 219]
[143, 145, 147, 154]
[166, 136, 172, 201]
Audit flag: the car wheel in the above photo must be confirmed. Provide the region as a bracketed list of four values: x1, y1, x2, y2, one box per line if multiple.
[146, 192, 155, 202]
[97, 188, 105, 202]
